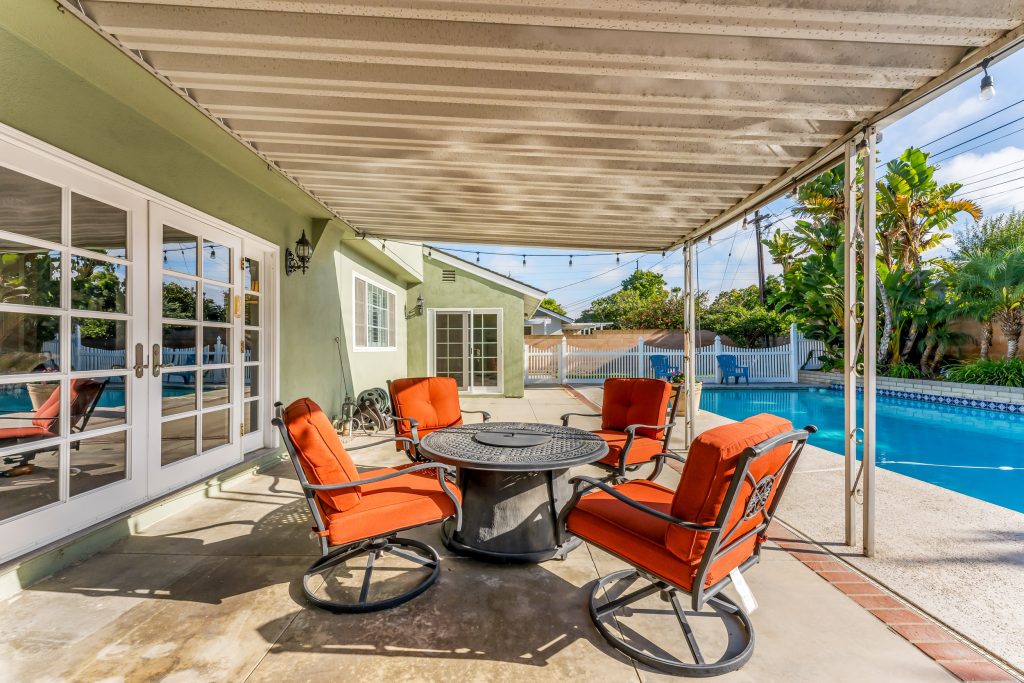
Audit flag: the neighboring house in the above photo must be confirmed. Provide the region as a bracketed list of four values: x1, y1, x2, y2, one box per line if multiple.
[0, 14, 546, 562]
[407, 248, 545, 398]
[525, 306, 574, 335]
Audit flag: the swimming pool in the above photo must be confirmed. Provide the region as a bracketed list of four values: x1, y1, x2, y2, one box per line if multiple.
[701, 387, 1024, 513]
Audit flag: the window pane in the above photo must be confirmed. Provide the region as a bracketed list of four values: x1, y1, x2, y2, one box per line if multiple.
[201, 408, 230, 452]
[71, 319, 127, 371]
[202, 327, 230, 364]
[202, 369, 230, 407]
[74, 376, 125, 432]
[244, 330, 259, 361]
[162, 371, 196, 416]
[71, 194, 127, 258]
[0, 380, 60, 448]
[202, 240, 231, 283]
[0, 447, 59, 522]
[243, 400, 259, 434]
[0, 165, 62, 244]
[70, 430, 127, 498]
[202, 283, 230, 322]
[0, 238, 61, 307]
[161, 415, 196, 466]
[243, 258, 260, 292]
[244, 294, 259, 326]
[163, 226, 197, 276]
[71, 255, 127, 313]
[244, 366, 258, 398]
[162, 324, 197, 367]
[163, 276, 197, 320]
[0, 312, 60, 374]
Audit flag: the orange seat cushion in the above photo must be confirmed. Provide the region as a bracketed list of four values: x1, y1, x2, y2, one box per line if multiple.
[0, 426, 55, 447]
[566, 480, 698, 593]
[593, 430, 666, 468]
[666, 414, 793, 588]
[389, 377, 464, 449]
[323, 464, 461, 546]
[282, 398, 363, 513]
[601, 378, 672, 440]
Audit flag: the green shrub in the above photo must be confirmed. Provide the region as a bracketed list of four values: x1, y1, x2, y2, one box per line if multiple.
[945, 359, 1024, 387]
[886, 362, 922, 379]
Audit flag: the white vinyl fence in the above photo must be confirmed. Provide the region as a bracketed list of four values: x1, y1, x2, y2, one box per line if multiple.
[525, 323, 828, 385]
[40, 326, 238, 372]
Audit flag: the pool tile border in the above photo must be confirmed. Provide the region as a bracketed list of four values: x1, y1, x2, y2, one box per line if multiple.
[827, 383, 1024, 414]
[769, 523, 1023, 682]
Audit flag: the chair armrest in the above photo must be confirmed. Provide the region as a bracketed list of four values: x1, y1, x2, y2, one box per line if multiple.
[391, 416, 419, 427]
[567, 476, 718, 533]
[623, 422, 674, 435]
[389, 416, 420, 444]
[347, 435, 415, 451]
[304, 461, 453, 490]
[561, 412, 601, 426]
[461, 410, 491, 422]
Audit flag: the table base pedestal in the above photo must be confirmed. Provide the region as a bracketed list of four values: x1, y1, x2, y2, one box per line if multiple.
[442, 467, 579, 563]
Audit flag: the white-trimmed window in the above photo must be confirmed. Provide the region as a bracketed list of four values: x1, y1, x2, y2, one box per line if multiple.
[354, 274, 396, 350]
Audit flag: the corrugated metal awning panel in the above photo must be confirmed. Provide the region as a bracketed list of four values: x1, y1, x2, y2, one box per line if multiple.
[77, 0, 1024, 250]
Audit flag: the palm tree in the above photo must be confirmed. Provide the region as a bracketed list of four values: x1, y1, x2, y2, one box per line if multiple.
[954, 249, 1024, 360]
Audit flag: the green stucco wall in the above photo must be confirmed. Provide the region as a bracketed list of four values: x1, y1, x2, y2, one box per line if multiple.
[0, 8, 413, 417]
[407, 257, 526, 397]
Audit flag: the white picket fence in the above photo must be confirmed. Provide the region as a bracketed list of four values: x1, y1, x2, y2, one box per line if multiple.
[525, 323, 827, 385]
[41, 326, 236, 372]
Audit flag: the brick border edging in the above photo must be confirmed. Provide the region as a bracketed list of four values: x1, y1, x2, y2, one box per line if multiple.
[767, 522, 1022, 683]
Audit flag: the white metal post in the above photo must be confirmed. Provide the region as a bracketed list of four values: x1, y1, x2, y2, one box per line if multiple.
[557, 336, 567, 385]
[683, 241, 697, 445]
[637, 336, 646, 378]
[862, 127, 878, 557]
[789, 322, 800, 382]
[843, 139, 859, 547]
[713, 335, 723, 383]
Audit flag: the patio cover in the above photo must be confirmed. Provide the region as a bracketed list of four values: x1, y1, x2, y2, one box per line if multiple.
[68, 1, 1024, 251]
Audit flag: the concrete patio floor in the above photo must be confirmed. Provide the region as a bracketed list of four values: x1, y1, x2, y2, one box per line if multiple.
[0, 388, 957, 682]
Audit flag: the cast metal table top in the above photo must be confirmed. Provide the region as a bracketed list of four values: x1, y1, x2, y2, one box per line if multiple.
[419, 421, 607, 472]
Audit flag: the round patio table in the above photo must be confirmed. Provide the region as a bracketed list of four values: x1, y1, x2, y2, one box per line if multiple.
[419, 421, 608, 563]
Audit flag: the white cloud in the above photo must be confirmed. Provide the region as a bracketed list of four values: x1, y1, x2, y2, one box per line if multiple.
[935, 146, 1024, 218]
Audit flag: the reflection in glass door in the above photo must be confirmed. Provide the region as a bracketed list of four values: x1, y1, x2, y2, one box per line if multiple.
[431, 310, 502, 394]
[148, 204, 241, 496]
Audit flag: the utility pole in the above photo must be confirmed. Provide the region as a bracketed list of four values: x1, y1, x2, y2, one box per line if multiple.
[752, 209, 767, 306]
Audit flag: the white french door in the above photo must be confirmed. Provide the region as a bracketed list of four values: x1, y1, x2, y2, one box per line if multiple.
[146, 204, 243, 497]
[429, 309, 503, 394]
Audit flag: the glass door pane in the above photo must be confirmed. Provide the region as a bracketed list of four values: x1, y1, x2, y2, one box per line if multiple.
[433, 312, 468, 390]
[471, 313, 500, 390]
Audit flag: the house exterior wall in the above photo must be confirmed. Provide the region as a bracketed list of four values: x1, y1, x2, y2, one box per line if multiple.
[407, 257, 526, 397]
[0, 17, 413, 418]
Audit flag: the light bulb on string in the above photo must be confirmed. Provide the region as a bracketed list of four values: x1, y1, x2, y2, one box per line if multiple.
[476, 252, 480, 263]
[522, 255, 526, 266]
[569, 255, 573, 267]
[616, 253, 620, 264]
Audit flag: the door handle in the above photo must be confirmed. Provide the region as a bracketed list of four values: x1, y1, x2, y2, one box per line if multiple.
[133, 343, 149, 378]
[152, 343, 163, 377]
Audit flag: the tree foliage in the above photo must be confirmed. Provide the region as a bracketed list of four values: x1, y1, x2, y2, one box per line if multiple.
[539, 297, 567, 316]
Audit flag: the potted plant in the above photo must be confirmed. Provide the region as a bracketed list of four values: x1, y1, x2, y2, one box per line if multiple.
[668, 372, 701, 415]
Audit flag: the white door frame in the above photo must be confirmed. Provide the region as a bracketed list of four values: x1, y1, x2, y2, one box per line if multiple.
[427, 308, 504, 394]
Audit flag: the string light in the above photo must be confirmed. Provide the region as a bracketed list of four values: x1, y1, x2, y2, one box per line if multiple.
[382, 239, 386, 251]
[522, 254, 527, 266]
[476, 251, 480, 263]
[616, 253, 620, 264]
[569, 255, 573, 267]
[209, 245, 217, 259]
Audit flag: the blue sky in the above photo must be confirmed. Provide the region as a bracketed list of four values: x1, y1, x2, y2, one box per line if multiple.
[442, 48, 1024, 317]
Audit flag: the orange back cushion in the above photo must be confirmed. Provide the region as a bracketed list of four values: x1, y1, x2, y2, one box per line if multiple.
[665, 414, 793, 587]
[282, 398, 362, 513]
[601, 378, 672, 440]
[31, 386, 62, 433]
[389, 377, 464, 436]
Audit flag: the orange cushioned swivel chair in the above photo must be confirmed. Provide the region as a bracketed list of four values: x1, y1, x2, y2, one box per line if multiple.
[561, 414, 814, 676]
[274, 398, 462, 613]
[388, 377, 490, 461]
[561, 377, 682, 482]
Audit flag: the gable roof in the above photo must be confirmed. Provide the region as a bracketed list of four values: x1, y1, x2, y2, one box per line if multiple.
[426, 247, 546, 309]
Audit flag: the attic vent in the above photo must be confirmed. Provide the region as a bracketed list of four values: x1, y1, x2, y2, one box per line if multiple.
[442, 269, 456, 282]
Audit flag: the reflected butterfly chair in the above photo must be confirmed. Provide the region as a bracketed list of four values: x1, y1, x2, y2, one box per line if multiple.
[1, 379, 108, 476]
[387, 377, 491, 462]
[561, 378, 682, 482]
[560, 414, 814, 676]
[274, 398, 462, 613]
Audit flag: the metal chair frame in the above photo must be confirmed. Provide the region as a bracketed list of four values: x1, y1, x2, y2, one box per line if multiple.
[386, 379, 491, 462]
[560, 426, 814, 676]
[561, 382, 683, 482]
[273, 402, 463, 613]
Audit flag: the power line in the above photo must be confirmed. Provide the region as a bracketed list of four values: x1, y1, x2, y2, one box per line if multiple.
[918, 97, 1024, 149]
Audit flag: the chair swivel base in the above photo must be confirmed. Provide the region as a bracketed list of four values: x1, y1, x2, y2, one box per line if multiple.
[303, 536, 440, 613]
[589, 569, 755, 677]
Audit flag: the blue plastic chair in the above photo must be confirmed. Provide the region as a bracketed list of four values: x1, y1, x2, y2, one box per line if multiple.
[649, 354, 679, 381]
[716, 354, 750, 384]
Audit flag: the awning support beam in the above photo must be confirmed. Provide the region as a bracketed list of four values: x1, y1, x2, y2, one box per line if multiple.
[683, 241, 697, 446]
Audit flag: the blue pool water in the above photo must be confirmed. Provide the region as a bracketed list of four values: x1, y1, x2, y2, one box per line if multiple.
[701, 387, 1024, 513]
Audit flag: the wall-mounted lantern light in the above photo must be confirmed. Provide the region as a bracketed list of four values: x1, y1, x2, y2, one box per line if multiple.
[405, 294, 425, 318]
[285, 230, 313, 276]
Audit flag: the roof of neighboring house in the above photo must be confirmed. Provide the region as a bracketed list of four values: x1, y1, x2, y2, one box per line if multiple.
[533, 306, 573, 323]
[426, 247, 546, 312]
